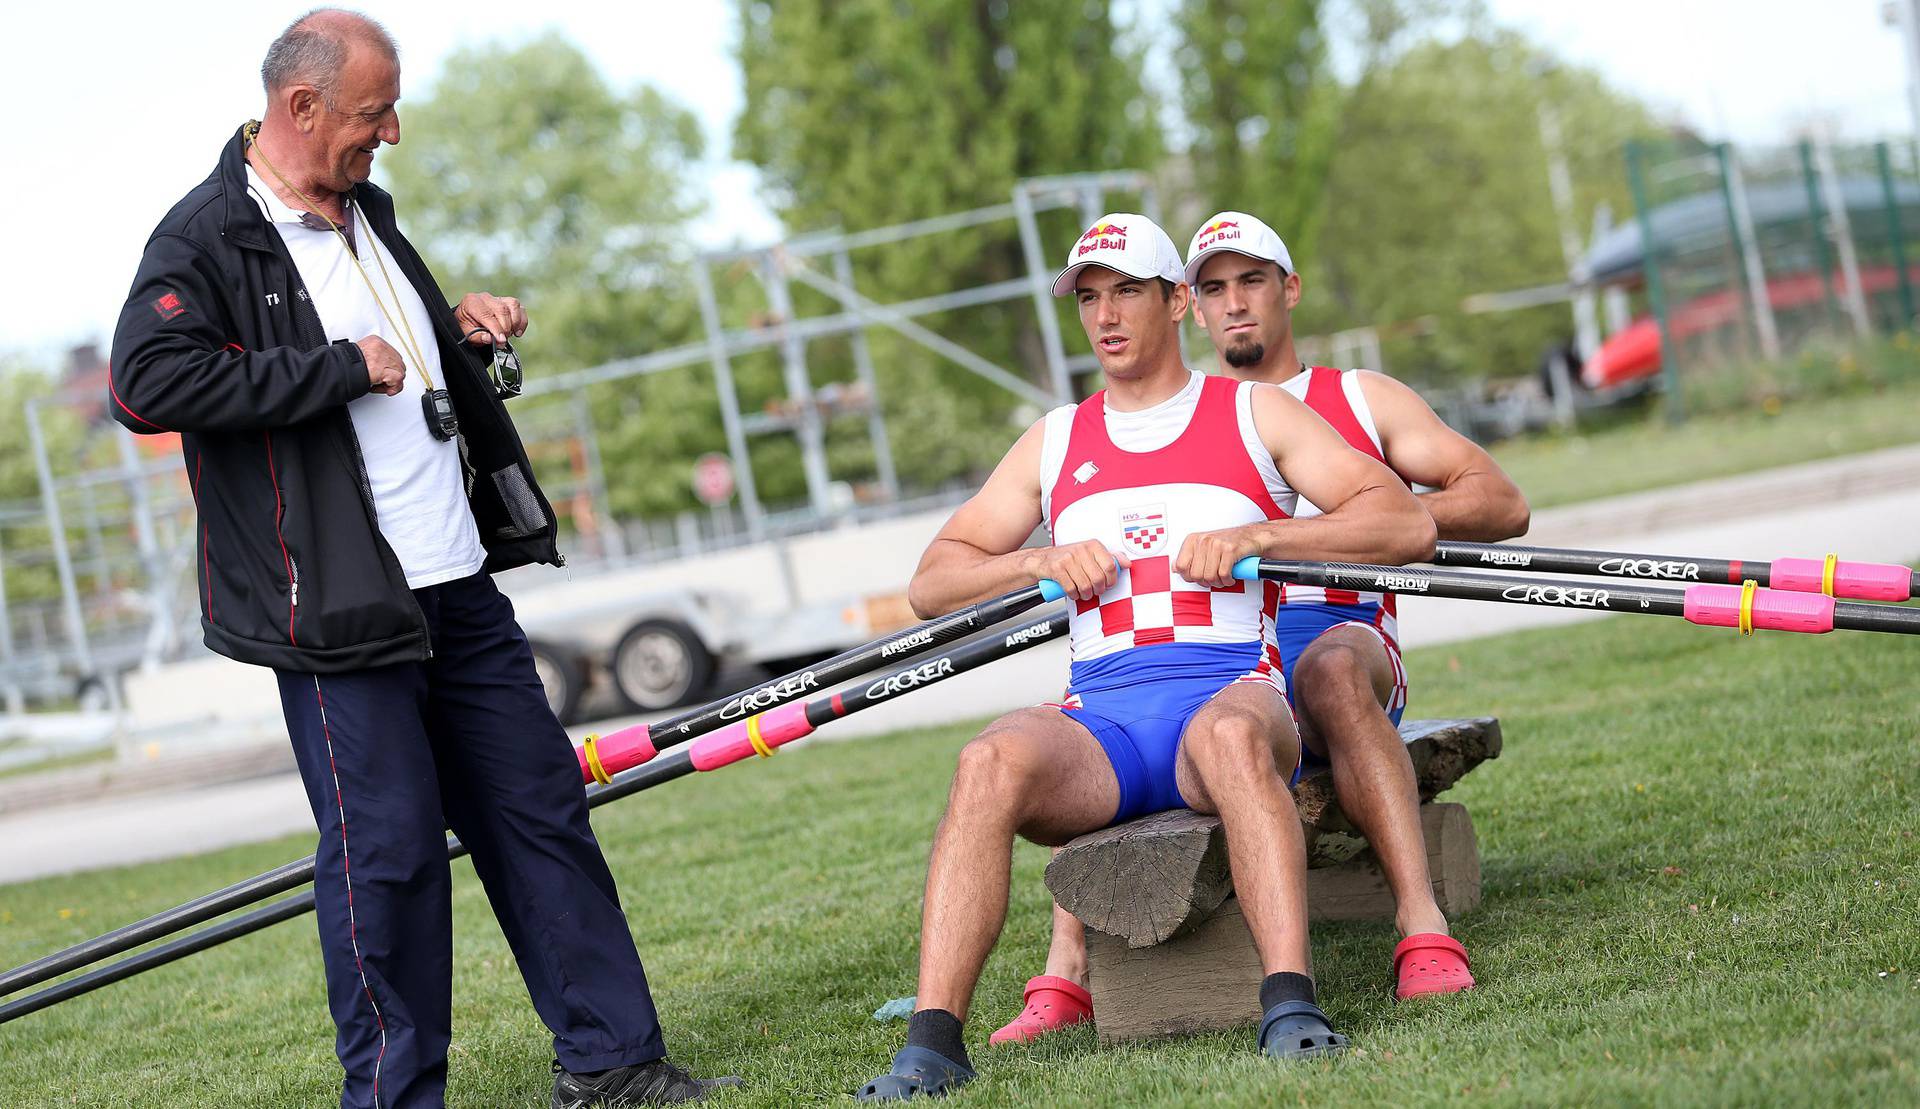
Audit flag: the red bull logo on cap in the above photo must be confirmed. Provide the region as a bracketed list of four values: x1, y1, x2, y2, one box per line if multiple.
[1077, 221, 1130, 258]
[1195, 218, 1241, 252]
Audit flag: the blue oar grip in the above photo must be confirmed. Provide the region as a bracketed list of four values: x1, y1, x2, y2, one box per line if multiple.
[1038, 579, 1066, 602]
[1232, 556, 1263, 581]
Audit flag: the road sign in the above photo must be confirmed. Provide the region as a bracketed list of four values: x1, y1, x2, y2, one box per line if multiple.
[693, 452, 735, 507]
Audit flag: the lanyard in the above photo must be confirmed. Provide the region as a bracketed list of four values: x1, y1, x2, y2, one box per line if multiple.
[244, 121, 436, 393]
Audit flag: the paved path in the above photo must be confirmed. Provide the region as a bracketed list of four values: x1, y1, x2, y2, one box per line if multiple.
[3, 443, 1917, 886]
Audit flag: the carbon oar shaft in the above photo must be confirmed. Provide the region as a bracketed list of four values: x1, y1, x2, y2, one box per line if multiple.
[2, 580, 1065, 1000]
[1236, 558, 1920, 636]
[0, 751, 705, 1025]
[1433, 541, 1919, 602]
[0, 611, 1071, 1023]
[579, 580, 1064, 783]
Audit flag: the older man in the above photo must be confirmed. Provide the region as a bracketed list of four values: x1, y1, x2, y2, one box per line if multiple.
[855, 214, 1433, 1100]
[109, 11, 730, 1107]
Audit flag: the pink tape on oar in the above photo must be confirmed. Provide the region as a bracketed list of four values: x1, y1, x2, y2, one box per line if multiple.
[689, 701, 816, 772]
[576, 722, 657, 785]
[1683, 584, 1835, 634]
[1770, 556, 1913, 602]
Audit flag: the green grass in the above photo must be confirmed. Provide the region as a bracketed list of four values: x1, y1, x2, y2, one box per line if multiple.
[3, 615, 1917, 1106]
[1490, 375, 1920, 510]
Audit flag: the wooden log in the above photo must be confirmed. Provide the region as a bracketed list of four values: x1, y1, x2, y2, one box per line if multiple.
[1085, 898, 1263, 1045]
[1307, 800, 1480, 922]
[1085, 803, 1480, 1044]
[1046, 717, 1498, 946]
[1040, 809, 1231, 949]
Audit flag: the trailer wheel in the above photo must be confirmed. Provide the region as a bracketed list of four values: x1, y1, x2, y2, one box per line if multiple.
[75, 676, 112, 714]
[528, 639, 585, 724]
[611, 619, 714, 712]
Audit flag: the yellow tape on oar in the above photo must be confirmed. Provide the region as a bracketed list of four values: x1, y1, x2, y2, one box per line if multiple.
[1739, 580, 1759, 636]
[1822, 553, 1838, 597]
[583, 734, 613, 785]
[746, 714, 776, 759]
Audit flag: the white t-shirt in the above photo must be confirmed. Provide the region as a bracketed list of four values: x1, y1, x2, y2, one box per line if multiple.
[246, 166, 486, 589]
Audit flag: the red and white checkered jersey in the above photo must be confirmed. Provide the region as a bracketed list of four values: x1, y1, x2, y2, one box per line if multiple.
[1040, 371, 1296, 662]
[1272, 366, 1402, 646]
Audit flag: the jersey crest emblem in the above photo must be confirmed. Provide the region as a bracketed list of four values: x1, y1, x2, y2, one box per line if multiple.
[1120, 505, 1167, 556]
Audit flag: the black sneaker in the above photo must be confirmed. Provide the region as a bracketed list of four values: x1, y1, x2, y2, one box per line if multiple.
[550, 1058, 742, 1107]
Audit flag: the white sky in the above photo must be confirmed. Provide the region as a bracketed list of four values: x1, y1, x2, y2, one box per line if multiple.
[4, 0, 1912, 362]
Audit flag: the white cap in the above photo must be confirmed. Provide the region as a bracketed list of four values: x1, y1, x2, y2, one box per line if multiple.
[1050, 213, 1186, 297]
[1183, 211, 1294, 285]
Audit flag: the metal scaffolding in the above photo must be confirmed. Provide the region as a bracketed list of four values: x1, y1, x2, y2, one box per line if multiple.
[525, 169, 1156, 537]
[12, 171, 1159, 708]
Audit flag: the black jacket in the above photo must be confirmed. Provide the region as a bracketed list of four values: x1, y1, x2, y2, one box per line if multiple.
[109, 123, 561, 673]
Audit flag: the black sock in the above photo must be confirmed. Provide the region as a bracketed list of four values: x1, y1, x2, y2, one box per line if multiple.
[906, 1008, 970, 1069]
[1260, 971, 1317, 1012]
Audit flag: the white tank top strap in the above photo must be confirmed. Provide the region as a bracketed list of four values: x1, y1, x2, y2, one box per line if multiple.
[1234, 381, 1294, 508]
[1340, 369, 1384, 453]
[1037, 404, 1077, 531]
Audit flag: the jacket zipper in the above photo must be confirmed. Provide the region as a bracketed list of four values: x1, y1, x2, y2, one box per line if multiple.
[289, 557, 300, 607]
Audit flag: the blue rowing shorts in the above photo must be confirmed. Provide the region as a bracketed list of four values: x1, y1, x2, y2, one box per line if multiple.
[1052, 640, 1285, 825]
[1271, 608, 1408, 775]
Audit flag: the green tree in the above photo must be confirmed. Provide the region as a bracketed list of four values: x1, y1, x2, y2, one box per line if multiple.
[1172, 0, 1342, 264]
[733, 0, 1164, 487]
[1300, 29, 1661, 383]
[379, 33, 732, 519]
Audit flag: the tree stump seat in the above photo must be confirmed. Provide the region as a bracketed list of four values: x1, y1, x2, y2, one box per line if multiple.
[1043, 716, 1501, 1043]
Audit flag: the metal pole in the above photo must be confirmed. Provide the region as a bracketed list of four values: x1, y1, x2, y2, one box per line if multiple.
[570, 389, 626, 561]
[1799, 140, 1842, 328]
[1538, 97, 1603, 362]
[692, 260, 766, 539]
[1813, 139, 1875, 336]
[761, 250, 834, 517]
[1893, 0, 1920, 147]
[25, 399, 100, 691]
[1013, 182, 1074, 403]
[1625, 141, 1683, 421]
[1716, 143, 1782, 359]
[0, 528, 21, 715]
[1875, 141, 1917, 327]
[1077, 184, 1105, 230]
[115, 427, 175, 664]
[833, 250, 899, 502]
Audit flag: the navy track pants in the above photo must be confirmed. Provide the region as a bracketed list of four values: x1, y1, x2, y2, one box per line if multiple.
[276, 572, 665, 1109]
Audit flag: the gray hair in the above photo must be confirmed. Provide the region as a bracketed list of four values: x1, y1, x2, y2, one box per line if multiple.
[260, 8, 397, 104]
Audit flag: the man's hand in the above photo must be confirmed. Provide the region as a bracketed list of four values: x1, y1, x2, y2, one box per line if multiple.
[1030, 539, 1129, 602]
[1175, 525, 1264, 589]
[455, 292, 528, 344]
[357, 335, 406, 396]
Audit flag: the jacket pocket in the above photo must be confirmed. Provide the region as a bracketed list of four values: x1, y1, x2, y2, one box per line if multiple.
[490, 464, 549, 538]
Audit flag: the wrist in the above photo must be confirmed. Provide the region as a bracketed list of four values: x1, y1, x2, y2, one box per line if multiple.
[1246, 521, 1285, 558]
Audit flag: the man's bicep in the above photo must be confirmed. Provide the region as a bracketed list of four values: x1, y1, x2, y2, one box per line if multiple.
[1361, 373, 1500, 489]
[1256, 387, 1396, 510]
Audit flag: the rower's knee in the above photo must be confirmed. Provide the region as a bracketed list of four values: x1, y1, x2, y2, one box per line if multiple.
[1186, 709, 1282, 784]
[1294, 641, 1374, 715]
[951, 728, 1044, 812]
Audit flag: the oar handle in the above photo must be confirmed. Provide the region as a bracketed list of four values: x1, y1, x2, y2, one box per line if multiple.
[1434, 541, 1917, 602]
[1234, 557, 1920, 637]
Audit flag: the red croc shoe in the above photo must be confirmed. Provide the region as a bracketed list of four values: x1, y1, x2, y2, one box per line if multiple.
[1393, 933, 1475, 1000]
[988, 975, 1093, 1045]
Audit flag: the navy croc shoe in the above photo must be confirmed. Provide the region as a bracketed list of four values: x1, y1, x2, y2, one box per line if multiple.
[855, 1045, 976, 1101]
[1258, 1000, 1350, 1060]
